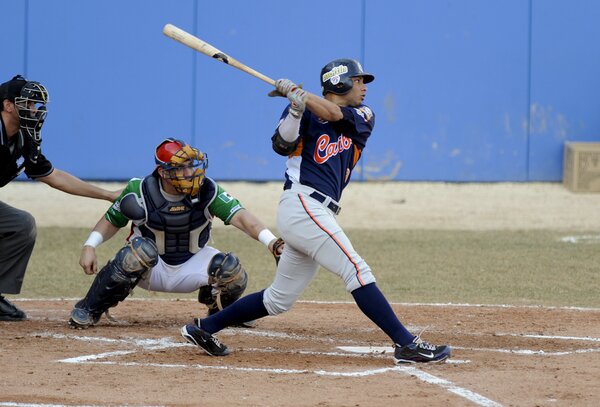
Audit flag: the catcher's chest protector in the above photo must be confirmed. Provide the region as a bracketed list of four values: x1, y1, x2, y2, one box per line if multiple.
[140, 175, 215, 265]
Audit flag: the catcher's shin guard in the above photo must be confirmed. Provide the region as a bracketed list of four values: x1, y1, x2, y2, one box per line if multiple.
[198, 252, 255, 327]
[198, 252, 248, 311]
[69, 237, 158, 329]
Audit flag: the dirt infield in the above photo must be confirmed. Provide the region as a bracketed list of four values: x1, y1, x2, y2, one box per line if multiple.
[1, 300, 599, 406]
[2, 181, 600, 406]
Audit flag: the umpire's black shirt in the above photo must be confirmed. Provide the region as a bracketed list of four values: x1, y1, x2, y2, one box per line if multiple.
[0, 114, 53, 187]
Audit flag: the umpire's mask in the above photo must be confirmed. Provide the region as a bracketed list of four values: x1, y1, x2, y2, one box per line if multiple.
[14, 80, 50, 143]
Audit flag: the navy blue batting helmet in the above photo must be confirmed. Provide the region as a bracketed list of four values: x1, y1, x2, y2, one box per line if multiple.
[320, 58, 374, 96]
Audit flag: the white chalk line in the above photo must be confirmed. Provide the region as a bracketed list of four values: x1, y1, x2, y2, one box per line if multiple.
[559, 234, 600, 244]
[495, 333, 600, 342]
[31, 327, 600, 406]
[41, 326, 600, 361]
[206, 329, 600, 356]
[36, 332, 465, 364]
[58, 355, 496, 406]
[33, 332, 185, 349]
[401, 367, 503, 407]
[43, 326, 593, 407]
[59, 357, 505, 407]
[452, 346, 600, 356]
[338, 344, 600, 357]
[62, 359, 405, 377]
[44, 332, 500, 406]
[13, 301, 597, 407]
[13, 298, 600, 312]
[237, 346, 469, 364]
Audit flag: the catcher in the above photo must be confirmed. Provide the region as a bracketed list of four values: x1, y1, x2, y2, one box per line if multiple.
[68, 138, 283, 329]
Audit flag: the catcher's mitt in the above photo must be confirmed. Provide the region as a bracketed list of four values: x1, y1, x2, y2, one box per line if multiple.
[271, 237, 285, 265]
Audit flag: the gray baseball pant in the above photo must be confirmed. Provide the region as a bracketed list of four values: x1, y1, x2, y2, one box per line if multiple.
[0, 201, 37, 294]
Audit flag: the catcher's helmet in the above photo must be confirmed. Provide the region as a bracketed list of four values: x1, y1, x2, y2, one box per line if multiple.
[155, 138, 208, 196]
[320, 58, 374, 96]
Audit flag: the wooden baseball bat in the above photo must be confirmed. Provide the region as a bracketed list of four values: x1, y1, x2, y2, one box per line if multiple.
[163, 23, 276, 87]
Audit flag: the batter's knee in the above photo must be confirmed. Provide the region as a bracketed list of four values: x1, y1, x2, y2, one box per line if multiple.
[262, 286, 295, 315]
[343, 263, 377, 293]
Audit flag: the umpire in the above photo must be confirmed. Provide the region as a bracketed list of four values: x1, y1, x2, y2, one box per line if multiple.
[0, 74, 120, 321]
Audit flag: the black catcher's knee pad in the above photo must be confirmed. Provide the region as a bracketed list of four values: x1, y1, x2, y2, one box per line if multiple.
[198, 252, 248, 313]
[69, 237, 159, 328]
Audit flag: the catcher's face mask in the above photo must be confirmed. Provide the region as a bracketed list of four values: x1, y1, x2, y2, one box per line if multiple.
[155, 138, 208, 196]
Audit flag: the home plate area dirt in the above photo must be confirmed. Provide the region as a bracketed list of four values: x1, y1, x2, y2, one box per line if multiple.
[1, 300, 599, 406]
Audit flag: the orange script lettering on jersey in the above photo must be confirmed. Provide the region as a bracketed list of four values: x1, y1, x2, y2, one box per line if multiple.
[313, 134, 353, 164]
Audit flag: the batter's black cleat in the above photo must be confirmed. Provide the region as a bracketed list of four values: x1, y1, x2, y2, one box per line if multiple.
[181, 323, 230, 356]
[394, 338, 451, 364]
[0, 295, 27, 321]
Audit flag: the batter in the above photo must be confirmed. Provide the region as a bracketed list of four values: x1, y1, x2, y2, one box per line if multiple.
[181, 59, 451, 364]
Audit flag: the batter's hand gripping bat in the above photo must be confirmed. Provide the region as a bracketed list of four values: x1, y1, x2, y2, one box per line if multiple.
[162, 23, 276, 87]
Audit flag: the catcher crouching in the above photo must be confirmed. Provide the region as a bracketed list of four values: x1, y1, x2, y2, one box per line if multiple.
[69, 138, 283, 329]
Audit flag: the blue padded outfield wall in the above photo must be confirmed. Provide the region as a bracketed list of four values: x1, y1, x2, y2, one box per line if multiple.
[1, 0, 599, 182]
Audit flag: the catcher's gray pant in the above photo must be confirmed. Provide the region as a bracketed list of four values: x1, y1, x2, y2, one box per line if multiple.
[263, 184, 376, 315]
[0, 201, 37, 294]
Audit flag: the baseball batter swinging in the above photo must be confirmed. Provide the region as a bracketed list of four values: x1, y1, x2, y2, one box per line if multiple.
[181, 59, 451, 364]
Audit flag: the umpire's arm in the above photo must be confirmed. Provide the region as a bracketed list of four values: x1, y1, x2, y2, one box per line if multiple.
[38, 168, 121, 202]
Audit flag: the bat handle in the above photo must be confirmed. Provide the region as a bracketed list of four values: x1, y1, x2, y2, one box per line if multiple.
[255, 74, 276, 87]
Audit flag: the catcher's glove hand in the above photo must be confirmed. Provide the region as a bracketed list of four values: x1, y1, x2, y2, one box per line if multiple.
[270, 237, 285, 265]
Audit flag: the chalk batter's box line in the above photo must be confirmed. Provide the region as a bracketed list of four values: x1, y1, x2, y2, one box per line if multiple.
[37, 327, 600, 357]
[52, 356, 501, 406]
[47, 329, 600, 407]
[54, 347, 501, 407]
[48, 334, 502, 407]
[16, 298, 600, 313]
[38, 328, 600, 363]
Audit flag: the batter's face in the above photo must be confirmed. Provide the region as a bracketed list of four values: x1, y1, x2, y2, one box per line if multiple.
[345, 76, 367, 106]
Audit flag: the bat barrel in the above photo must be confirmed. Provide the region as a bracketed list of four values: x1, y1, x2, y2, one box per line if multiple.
[163, 23, 276, 87]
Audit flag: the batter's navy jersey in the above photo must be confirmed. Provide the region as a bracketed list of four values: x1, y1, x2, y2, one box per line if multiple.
[278, 104, 375, 202]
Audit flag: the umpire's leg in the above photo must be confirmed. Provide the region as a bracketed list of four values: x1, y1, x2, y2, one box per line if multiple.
[0, 201, 37, 294]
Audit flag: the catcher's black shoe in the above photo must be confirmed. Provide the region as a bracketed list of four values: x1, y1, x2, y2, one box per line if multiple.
[181, 323, 230, 356]
[0, 295, 27, 321]
[394, 337, 451, 364]
[68, 307, 102, 329]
